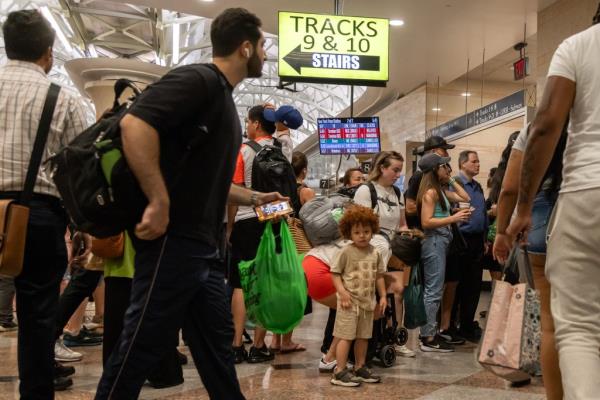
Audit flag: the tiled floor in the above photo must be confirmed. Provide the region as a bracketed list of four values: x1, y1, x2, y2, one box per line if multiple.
[0, 295, 547, 399]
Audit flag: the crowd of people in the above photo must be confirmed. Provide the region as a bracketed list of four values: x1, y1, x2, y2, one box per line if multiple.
[0, 4, 599, 400]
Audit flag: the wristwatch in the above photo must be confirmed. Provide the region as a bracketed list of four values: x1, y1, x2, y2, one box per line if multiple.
[250, 192, 259, 207]
[448, 177, 456, 185]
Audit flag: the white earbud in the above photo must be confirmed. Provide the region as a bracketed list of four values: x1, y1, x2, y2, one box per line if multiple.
[244, 48, 251, 58]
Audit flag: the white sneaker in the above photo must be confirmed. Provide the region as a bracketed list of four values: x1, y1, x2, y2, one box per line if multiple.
[396, 344, 416, 358]
[55, 339, 83, 362]
[319, 355, 337, 373]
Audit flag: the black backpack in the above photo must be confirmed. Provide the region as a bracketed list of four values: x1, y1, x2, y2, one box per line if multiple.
[48, 79, 147, 238]
[245, 139, 300, 212]
[366, 181, 402, 210]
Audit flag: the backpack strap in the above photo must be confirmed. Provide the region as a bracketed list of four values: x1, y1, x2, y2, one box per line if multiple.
[391, 185, 403, 206]
[367, 182, 378, 210]
[245, 140, 263, 154]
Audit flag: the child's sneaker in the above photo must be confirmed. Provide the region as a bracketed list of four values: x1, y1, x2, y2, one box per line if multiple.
[319, 356, 337, 373]
[351, 366, 381, 383]
[330, 368, 361, 387]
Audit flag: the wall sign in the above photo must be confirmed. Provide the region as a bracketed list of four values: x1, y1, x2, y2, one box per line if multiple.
[278, 11, 389, 86]
[513, 57, 529, 81]
[429, 90, 525, 139]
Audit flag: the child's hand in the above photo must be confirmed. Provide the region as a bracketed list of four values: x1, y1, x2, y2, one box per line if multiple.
[339, 291, 352, 310]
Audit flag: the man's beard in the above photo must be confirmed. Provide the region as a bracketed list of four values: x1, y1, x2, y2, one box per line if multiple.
[247, 52, 263, 78]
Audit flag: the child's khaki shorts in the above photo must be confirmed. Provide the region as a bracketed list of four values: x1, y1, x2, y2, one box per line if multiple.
[333, 306, 373, 340]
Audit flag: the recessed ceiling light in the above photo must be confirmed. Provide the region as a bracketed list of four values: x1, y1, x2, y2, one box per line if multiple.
[201, 0, 214, 2]
[432, 107, 442, 111]
[461, 92, 472, 97]
[389, 20, 404, 26]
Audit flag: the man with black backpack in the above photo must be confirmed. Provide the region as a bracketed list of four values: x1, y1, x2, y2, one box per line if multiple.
[228, 105, 299, 364]
[0, 10, 89, 397]
[94, 9, 285, 400]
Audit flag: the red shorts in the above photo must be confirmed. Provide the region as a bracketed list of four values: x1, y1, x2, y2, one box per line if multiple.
[302, 255, 336, 300]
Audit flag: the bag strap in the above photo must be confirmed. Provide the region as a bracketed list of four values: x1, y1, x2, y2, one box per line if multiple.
[21, 83, 61, 206]
[516, 246, 535, 289]
[367, 182, 378, 210]
[245, 140, 263, 154]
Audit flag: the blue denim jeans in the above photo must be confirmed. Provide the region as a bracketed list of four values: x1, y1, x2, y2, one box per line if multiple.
[420, 227, 452, 338]
[529, 192, 557, 255]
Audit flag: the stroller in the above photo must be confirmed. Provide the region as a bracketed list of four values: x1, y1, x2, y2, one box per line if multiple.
[367, 293, 409, 367]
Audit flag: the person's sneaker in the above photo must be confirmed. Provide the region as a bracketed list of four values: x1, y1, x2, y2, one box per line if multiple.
[233, 345, 248, 364]
[330, 368, 361, 387]
[247, 345, 275, 364]
[53, 376, 73, 391]
[439, 330, 466, 345]
[63, 331, 103, 347]
[319, 356, 337, 373]
[81, 326, 103, 338]
[55, 339, 83, 362]
[54, 362, 75, 378]
[0, 321, 18, 332]
[395, 344, 416, 358]
[420, 336, 455, 353]
[351, 366, 381, 383]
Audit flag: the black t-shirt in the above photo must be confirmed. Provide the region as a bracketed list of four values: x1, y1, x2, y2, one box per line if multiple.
[404, 170, 423, 229]
[128, 63, 241, 249]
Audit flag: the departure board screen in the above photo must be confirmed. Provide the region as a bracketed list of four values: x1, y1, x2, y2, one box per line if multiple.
[318, 117, 381, 155]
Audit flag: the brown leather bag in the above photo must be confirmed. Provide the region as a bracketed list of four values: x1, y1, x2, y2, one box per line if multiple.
[0, 200, 30, 276]
[0, 84, 61, 277]
[91, 233, 125, 259]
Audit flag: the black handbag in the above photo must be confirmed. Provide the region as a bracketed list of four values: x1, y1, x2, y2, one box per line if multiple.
[390, 232, 421, 266]
[448, 223, 468, 255]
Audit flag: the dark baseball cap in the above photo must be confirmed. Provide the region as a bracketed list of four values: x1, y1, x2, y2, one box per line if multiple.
[422, 136, 455, 152]
[418, 153, 451, 173]
[264, 105, 303, 129]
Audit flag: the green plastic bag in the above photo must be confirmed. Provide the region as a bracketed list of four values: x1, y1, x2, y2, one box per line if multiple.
[487, 219, 497, 242]
[238, 220, 307, 334]
[404, 263, 427, 329]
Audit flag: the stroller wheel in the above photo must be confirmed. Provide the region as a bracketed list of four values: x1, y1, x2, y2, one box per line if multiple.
[395, 327, 409, 346]
[379, 345, 396, 368]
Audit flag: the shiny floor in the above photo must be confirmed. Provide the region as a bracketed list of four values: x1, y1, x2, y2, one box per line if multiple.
[0, 294, 547, 399]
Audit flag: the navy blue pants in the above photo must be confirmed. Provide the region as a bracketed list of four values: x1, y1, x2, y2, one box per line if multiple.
[95, 235, 244, 400]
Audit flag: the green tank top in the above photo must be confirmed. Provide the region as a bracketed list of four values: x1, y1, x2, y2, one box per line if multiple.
[433, 192, 451, 218]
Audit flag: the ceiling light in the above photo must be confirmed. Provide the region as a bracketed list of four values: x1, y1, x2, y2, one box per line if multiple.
[389, 20, 405, 26]
[172, 23, 180, 64]
[461, 92, 472, 97]
[432, 107, 441, 111]
[40, 6, 72, 52]
[201, 0, 215, 2]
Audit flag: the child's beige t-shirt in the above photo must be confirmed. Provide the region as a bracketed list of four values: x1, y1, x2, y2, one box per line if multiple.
[330, 244, 385, 311]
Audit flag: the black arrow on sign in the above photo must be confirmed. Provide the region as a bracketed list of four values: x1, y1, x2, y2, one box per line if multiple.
[282, 45, 380, 74]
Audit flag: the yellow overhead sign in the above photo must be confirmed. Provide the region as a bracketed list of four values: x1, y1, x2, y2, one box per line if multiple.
[278, 11, 389, 85]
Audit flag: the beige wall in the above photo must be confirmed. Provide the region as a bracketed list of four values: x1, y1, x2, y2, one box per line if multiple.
[537, 0, 598, 99]
[376, 85, 427, 177]
[447, 116, 525, 192]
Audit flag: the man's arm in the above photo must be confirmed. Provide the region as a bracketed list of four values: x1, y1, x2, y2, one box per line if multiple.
[227, 183, 288, 206]
[120, 114, 170, 240]
[508, 76, 574, 236]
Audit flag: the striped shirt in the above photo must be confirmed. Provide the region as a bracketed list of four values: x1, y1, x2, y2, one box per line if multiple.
[0, 60, 88, 198]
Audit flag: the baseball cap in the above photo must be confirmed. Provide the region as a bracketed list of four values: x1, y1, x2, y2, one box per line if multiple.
[418, 153, 451, 173]
[263, 105, 303, 129]
[422, 136, 455, 152]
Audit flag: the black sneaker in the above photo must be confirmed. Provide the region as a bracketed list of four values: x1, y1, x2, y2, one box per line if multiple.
[54, 362, 75, 378]
[63, 331, 103, 347]
[233, 345, 248, 364]
[420, 336, 455, 353]
[351, 366, 381, 383]
[53, 376, 73, 391]
[330, 368, 361, 387]
[438, 330, 466, 345]
[458, 322, 482, 343]
[0, 321, 18, 332]
[247, 345, 274, 364]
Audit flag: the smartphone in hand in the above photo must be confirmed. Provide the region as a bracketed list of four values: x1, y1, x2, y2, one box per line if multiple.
[255, 200, 293, 222]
